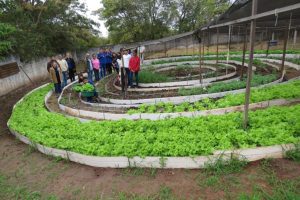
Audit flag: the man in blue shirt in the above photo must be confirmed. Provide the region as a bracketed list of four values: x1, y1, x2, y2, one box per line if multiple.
[97, 48, 106, 78]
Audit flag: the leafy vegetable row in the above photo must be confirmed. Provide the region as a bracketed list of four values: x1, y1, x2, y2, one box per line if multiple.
[73, 83, 94, 92]
[8, 84, 300, 157]
[128, 79, 300, 114]
[178, 74, 277, 96]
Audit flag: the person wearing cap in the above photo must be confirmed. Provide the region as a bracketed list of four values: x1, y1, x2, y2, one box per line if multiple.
[86, 53, 93, 83]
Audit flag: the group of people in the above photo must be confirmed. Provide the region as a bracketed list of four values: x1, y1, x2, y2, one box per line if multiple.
[86, 47, 141, 89]
[47, 46, 144, 97]
[47, 53, 76, 94]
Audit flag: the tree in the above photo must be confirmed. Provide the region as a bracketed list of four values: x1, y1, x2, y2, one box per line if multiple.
[0, 0, 101, 61]
[100, 0, 174, 44]
[0, 23, 16, 59]
[99, 0, 231, 44]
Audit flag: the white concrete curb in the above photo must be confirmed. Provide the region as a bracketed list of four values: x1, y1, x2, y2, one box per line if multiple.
[98, 78, 282, 105]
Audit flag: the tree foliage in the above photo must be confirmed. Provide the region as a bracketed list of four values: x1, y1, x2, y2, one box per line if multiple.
[100, 0, 231, 44]
[0, 23, 16, 58]
[0, 0, 102, 61]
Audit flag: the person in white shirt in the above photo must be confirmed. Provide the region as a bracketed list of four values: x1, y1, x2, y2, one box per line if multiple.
[122, 49, 131, 87]
[138, 45, 145, 64]
[56, 54, 69, 88]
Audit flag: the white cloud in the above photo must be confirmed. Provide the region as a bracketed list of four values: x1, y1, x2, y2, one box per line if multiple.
[79, 0, 108, 37]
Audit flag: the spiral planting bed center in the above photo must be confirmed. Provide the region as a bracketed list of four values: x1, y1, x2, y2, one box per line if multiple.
[8, 53, 300, 168]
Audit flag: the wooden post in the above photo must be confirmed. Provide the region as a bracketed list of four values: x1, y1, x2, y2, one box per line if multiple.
[240, 24, 248, 79]
[293, 29, 298, 49]
[207, 28, 210, 53]
[185, 37, 188, 55]
[216, 28, 219, 67]
[202, 31, 205, 62]
[226, 25, 232, 75]
[164, 42, 167, 57]
[199, 40, 202, 84]
[280, 25, 289, 78]
[120, 49, 127, 98]
[243, 0, 257, 129]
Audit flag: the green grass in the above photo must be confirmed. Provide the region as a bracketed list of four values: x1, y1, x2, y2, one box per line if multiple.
[118, 185, 176, 200]
[139, 70, 171, 83]
[285, 143, 300, 162]
[0, 174, 58, 200]
[178, 74, 277, 96]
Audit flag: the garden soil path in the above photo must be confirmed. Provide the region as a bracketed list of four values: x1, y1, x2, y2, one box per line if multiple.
[0, 82, 300, 199]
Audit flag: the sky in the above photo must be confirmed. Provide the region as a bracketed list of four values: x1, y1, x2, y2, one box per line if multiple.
[79, 0, 108, 37]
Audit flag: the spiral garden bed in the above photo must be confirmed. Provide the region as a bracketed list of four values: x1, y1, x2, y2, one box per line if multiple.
[8, 54, 300, 168]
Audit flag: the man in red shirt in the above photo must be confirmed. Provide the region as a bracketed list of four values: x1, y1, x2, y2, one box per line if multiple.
[129, 49, 141, 88]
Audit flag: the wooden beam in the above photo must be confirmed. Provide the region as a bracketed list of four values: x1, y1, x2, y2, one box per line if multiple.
[280, 25, 289, 78]
[244, 0, 258, 129]
[240, 24, 248, 80]
[201, 3, 300, 31]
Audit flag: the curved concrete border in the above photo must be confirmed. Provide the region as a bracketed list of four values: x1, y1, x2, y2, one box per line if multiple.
[258, 58, 300, 70]
[7, 83, 297, 168]
[144, 54, 300, 65]
[138, 71, 237, 88]
[98, 78, 283, 105]
[50, 90, 300, 121]
[112, 77, 241, 92]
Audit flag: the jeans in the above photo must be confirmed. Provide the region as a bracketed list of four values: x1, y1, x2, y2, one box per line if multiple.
[62, 71, 68, 88]
[120, 68, 126, 92]
[100, 65, 106, 78]
[88, 70, 93, 82]
[54, 83, 62, 94]
[93, 69, 100, 81]
[125, 68, 131, 87]
[129, 71, 139, 87]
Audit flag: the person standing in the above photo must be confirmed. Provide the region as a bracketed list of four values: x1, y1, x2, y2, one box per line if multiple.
[65, 53, 76, 82]
[112, 52, 119, 74]
[92, 54, 100, 82]
[47, 56, 59, 72]
[106, 48, 113, 75]
[86, 53, 93, 83]
[49, 61, 63, 95]
[138, 45, 146, 64]
[97, 48, 106, 78]
[129, 49, 141, 87]
[57, 54, 69, 88]
[122, 49, 132, 87]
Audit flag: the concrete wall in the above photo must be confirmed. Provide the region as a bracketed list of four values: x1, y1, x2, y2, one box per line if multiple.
[0, 56, 49, 97]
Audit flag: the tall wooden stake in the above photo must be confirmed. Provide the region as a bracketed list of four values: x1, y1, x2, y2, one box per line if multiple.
[243, 0, 257, 129]
[280, 25, 289, 78]
[240, 24, 248, 79]
[216, 28, 219, 67]
[199, 40, 202, 84]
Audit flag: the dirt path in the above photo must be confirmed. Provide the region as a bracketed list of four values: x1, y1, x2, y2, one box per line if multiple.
[0, 83, 300, 200]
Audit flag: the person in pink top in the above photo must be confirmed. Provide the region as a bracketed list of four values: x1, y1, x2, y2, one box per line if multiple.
[92, 54, 100, 81]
